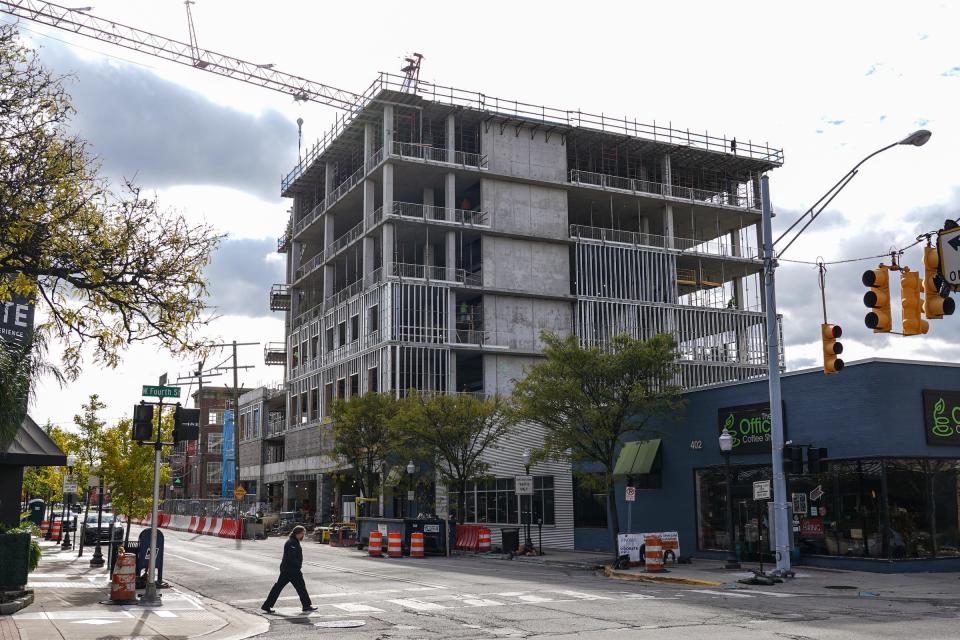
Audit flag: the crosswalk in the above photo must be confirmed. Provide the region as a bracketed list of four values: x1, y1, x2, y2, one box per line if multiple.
[256, 586, 804, 618]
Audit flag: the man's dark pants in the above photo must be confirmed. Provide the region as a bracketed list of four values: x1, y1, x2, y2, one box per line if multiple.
[264, 570, 312, 609]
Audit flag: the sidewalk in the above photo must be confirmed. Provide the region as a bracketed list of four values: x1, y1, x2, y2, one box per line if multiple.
[605, 560, 960, 599]
[457, 548, 613, 570]
[7, 539, 268, 640]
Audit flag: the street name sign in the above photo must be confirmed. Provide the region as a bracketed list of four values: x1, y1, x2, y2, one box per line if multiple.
[625, 486, 636, 502]
[515, 475, 534, 496]
[753, 480, 771, 500]
[142, 385, 181, 398]
[938, 226, 960, 291]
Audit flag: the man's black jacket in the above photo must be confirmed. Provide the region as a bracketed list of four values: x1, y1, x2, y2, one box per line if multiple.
[279, 536, 303, 574]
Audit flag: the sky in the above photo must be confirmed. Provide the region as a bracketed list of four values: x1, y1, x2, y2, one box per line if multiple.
[7, 0, 960, 428]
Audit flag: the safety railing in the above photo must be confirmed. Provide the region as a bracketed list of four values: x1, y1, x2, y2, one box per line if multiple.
[328, 220, 365, 257]
[264, 415, 287, 438]
[324, 279, 365, 307]
[294, 250, 325, 282]
[569, 225, 760, 260]
[568, 169, 759, 211]
[264, 342, 286, 366]
[390, 141, 487, 169]
[391, 201, 490, 226]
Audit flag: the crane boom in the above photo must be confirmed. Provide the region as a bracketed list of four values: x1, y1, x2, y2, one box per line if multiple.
[0, 0, 362, 111]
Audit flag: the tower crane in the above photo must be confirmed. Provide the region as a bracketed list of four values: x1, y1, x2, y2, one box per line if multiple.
[0, 0, 411, 112]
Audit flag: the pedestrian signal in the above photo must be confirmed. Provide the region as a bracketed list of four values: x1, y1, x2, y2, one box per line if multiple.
[862, 265, 892, 332]
[132, 403, 154, 441]
[922, 246, 955, 319]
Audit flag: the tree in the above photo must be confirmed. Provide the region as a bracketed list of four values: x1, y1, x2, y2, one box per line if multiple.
[71, 394, 105, 524]
[100, 414, 170, 545]
[391, 392, 513, 522]
[22, 423, 76, 503]
[511, 332, 684, 547]
[329, 393, 399, 515]
[0, 334, 62, 450]
[0, 24, 221, 379]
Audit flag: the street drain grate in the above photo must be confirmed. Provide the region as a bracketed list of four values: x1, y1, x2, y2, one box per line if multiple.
[824, 585, 858, 590]
[314, 619, 366, 628]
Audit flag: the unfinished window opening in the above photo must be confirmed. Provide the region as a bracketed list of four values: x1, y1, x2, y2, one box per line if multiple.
[368, 305, 379, 333]
[325, 327, 334, 353]
[336, 378, 346, 400]
[368, 367, 379, 392]
[350, 374, 359, 397]
[338, 321, 346, 346]
[350, 314, 359, 343]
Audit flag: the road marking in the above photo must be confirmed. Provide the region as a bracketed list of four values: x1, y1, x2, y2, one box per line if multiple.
[233, 586, 438, 604]
[554, 590, 613, 601]
[165, 553, 221, 570]
[331, 603, 384, 613]
[153, 610, 178, 618]
[462, 598, 504, 607]
[517, 595, 554, 603]
[72, 619, 118, 625]
[743, 590, 799, 598]
[388, 598, 448, 611]
[690, 589, 755, 598]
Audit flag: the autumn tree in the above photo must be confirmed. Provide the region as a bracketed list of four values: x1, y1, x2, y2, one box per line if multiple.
[0, 23, 221, 379]
[391, 393, 513, 521]
[329, 393, 399, 516]
[100, 415, 170, 545]
[511, 332, 684, 546]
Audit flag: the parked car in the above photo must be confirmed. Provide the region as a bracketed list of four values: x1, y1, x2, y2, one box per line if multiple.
[82, 512, 123, 545]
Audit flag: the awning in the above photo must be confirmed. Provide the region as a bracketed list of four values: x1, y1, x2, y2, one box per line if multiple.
[0, 414, 66, 467]
[613, 439, 661, 477]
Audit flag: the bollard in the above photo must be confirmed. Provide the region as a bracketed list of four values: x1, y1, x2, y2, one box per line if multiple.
[410, 532, 425, 558]
[368, 530, 382, 557]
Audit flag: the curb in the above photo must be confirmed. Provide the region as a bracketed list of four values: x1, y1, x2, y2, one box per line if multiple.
[456, 551, 606, 571]
[602, 565, 724, 587]
[170, 584, 270, 640]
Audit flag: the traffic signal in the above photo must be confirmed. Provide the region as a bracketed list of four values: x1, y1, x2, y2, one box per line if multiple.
[807, 447, 828, 474]
[923, 246, 955, 319]
[862, 265, 892, 332]
[173, 405, 201, 443]
[821, 324, 844, 374]
[172, 477, 183, 487]
[901, 268, 929, 336]
[132, 403, 154, 441]
[783, 445, 803, 474]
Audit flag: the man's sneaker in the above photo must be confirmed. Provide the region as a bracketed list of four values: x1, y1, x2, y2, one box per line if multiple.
[261, 606, 276, 614]
[303, 605, 318, 612]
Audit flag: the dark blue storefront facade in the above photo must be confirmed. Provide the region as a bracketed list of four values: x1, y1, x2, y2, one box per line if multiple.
[573, 359, 960, 571]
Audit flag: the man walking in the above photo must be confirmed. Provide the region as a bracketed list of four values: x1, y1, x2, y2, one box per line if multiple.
[261, 525, 318, 614]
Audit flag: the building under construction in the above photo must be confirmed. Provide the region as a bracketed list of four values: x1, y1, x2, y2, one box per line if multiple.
[260, 72, 783, 548]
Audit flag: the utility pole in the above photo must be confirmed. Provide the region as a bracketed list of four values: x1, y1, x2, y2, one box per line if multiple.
[210, 341, 257, 540]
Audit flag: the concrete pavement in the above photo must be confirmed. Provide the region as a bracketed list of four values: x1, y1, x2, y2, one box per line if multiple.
[10, 538, 268, 640]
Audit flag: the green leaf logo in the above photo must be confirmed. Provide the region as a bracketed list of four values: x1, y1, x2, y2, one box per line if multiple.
[932, 397, 953, 437]
[724, 414, 734, 430]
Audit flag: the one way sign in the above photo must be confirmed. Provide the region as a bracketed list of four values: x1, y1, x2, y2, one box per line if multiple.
[938, 226, 960, 292]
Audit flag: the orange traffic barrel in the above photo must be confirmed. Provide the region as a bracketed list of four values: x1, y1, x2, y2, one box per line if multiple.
[387, 531, 402, 558]
[478, 528, 491, 553]
[644, 534, 664, 573]
[110, 552, 138, 603]
[410, 532, 425, 558]
[369, 530, 383, 557]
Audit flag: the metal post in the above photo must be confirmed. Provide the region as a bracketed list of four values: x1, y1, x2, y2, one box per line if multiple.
[724, 451, 740, 569]
[760, 176, 791, 575]
[90, 476, 105, 566]
[232, 341, 241, 540]
[142, 397, 163, 605]
[61, 475, 72, 549]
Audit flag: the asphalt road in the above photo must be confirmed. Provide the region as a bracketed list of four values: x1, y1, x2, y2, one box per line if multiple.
[134, 526, 960, 639]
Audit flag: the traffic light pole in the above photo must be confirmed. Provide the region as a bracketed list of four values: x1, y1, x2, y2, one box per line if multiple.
[139, 395, 172, 607]
[760, 176, 792, 576]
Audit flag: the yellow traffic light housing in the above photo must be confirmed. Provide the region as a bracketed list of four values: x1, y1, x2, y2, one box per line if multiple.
[862, 265, 892, 332]
[922, 245, 956, 319]
[901, 268, 929, 336]
[821, 323, 844, 374]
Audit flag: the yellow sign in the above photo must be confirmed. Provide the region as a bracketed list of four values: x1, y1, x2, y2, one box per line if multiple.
[234, 487, 246, 500]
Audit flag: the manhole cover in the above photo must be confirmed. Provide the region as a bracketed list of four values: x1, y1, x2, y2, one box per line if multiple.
[824, 585, 858, 590]
[314, 619, 366, 628]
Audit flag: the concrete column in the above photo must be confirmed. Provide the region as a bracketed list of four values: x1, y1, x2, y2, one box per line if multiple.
[663, 204, 675, 248]
[446, 230, 457, 282]
[752, 173, 762, 210]
[383, 105, 394, 153]
[382, 222, 395, 274]
[423, 187, 434, 209]
[323, 211, 336, 251]
[639, 216, 650, 236]
[424, 242, 434, 270]
[446, 112, 456, 161]
[363, 122, 374, 166]
[663, 154, 672, 197]
[323, 264, 334, 301]
[324, 162, 335, 198]
[383, 163, 394, 214]
[445, 173, 456, 222]
[363, 236, 375, 285]
[447, 350, 457, 393]
[363, 179, 375, 227]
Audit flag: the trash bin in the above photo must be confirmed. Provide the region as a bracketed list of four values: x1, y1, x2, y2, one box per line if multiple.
[27, 499, 45, 526]
[501, 527, 520, 554]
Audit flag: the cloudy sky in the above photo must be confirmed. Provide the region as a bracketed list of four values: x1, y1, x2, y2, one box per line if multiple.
[9, 0, 959, 427]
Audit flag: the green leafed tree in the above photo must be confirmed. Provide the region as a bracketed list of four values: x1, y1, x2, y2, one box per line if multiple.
[391, 393, 513, 521]
[329, 393, 399, 515]
[0, 23, 221, 380]
[100, 414, 171, 545]
[511, 332, 684, 546]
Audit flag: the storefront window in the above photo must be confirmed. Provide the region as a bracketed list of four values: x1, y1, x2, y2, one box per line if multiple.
[930, 460, 960, 557]
[826, 460, 883, 558]
[573, 474, 607, 528]
[696, 465, 770, 558]
[886, 459, 932, 558]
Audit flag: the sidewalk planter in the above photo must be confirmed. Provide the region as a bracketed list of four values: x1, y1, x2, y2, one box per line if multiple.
[0, 532, 30, 589]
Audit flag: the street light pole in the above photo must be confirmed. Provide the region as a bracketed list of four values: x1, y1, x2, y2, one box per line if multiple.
[521, 449, 532, 547]
[406, 460, 415, 519]
[761, 129, 931, 577]
[89, 468, 105, 567]
[61, 454, 76, 550]
[718, 428, 739, 570]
